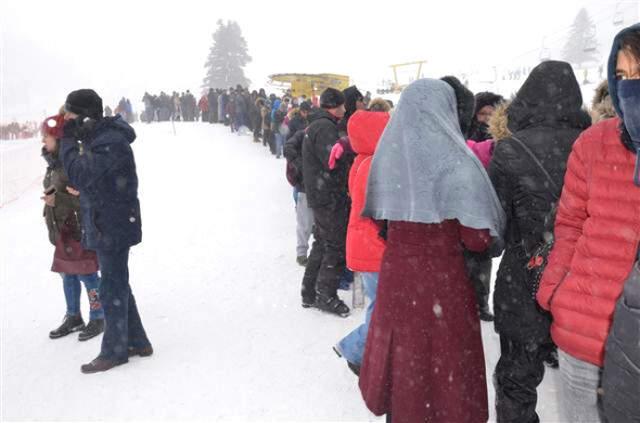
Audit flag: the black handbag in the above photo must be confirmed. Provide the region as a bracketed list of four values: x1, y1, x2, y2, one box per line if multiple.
[510, 136, 561, 300]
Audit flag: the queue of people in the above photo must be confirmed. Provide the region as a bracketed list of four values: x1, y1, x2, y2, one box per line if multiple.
[37, 22, 640, 423]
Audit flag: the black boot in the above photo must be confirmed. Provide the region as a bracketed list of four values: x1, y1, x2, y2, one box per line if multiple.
[81, 356, 128, 374]
[128, 345, 154, 358]
[544, 348, 559, 369]
[479, 295, 494, 322]
[49, 314, 85, 339]
[78, 319, 105, 342]
[315, 295, 350, 317]
[333, 346, 361, 376]
[296, 256, 308, 267]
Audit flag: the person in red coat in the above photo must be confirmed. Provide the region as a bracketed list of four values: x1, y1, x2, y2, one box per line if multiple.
[198, 94, 209, 122]
[334, 110, 390, 374]
[537, 23, 640, 422]
[358, 78, 506, 423]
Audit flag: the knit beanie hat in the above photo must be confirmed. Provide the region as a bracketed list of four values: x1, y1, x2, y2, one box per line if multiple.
[320, 88, 346, 109]
[64, 89, 103, 119]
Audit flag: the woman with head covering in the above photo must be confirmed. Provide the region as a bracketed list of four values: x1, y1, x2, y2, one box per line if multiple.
[358, 78, 505, 423]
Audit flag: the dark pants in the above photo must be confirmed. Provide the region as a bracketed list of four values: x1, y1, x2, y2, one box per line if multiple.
[267, 129, 276, 154]
[263, 128, 271, 148]
[96, 247, 151, 362]
[495, 336, 555, 423]
[209, 108, 217, 123]
[464, 250, 492, 307]
[301, 196, 349, 302]
[253, 123, 261, 141]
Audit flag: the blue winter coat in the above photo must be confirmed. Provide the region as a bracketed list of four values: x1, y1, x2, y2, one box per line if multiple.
[60, 116, 142, 251]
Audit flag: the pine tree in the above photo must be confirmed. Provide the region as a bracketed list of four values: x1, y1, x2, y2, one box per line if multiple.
[562, 8, 599, 67]
[202, 20, 252, 89]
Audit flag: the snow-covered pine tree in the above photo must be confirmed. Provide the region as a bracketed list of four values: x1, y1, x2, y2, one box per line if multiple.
[562, 8, 599, 67]
[202, 20, 252, 89]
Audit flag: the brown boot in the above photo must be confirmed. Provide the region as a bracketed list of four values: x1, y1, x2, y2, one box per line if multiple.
[80, 357, 128, 374]
[128, 345, 154, 358]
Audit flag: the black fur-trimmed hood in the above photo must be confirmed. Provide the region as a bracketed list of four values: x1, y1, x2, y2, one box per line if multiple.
[441, 76, 475, 137]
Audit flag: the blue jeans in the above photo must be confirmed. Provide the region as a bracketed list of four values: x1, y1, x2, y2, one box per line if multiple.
[61, 272, 104, 321]
[337, 272, 379, 365]
[274, 133, 284, 157]
[97, 248, 151, 361]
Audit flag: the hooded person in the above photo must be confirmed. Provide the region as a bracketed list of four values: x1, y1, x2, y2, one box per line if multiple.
[487, 61, 592, 422]
[537, 24, 640, 423]
[338, 86, 365, 136]
[59, 89, 152, 374]
[334, 109, 390, 374]
[358, 78, 505, 423]
[439, 77, 500, 322]
[469, 91, 504, 141]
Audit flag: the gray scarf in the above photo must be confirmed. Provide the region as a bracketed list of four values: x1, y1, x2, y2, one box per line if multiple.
[362, 78, 505, 238]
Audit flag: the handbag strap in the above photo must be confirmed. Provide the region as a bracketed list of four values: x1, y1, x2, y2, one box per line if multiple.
[510, 136, 561, 200]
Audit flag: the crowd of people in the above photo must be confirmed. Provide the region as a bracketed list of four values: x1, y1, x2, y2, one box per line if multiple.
[37, 23, 640, 423]
[1, 120, 40, 139]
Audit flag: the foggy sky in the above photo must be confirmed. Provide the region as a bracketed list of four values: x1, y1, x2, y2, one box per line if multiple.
[0, 0, 620, 122]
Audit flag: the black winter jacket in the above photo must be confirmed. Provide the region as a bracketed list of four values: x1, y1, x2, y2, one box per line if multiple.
[302, 109, 349, 208]
[60, 116, 142, 251]
[489, 61, 591, 344]
[284, 129, 306, 192]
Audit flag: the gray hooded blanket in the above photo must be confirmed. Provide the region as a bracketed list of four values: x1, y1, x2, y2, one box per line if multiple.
[362, 78, 506, 238]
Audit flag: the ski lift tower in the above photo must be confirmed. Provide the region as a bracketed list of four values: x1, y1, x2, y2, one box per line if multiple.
[389, 60, 427, 93]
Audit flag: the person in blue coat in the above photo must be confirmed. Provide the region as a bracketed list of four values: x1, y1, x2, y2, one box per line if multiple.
[60, 89, 153, 374]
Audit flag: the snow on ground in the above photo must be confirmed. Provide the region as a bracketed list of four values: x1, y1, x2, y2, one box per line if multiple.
[1, 122, 562, 421]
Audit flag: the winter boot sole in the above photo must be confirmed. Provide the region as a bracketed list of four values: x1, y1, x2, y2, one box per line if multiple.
[49, 323, 85, 339]
[78, 329, 104, 342]
[128, 346, 154, 358]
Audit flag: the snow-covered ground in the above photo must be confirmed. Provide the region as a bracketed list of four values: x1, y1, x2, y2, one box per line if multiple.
[1, 122, 562, 421]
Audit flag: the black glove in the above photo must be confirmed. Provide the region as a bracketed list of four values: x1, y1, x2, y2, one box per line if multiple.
[63, 116, 96, 141]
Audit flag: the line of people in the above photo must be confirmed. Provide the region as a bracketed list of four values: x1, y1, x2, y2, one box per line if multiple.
[36, 22, 640, 423]
[275, 23, 640, 423]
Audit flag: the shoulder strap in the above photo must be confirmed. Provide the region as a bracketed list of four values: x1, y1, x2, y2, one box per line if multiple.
[510, 136, 560, 200]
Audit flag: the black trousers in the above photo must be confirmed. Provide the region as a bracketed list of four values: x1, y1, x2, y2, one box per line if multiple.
[301, 197, 349, 302]
[495, 336, 555, 423]
[464, 250, 492, 306]
[96, 247, 151, 361]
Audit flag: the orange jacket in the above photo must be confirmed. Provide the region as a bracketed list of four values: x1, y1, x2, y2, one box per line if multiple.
[346, 111, 390, 272]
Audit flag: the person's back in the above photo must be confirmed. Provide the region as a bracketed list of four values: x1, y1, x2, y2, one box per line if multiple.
[303, 108, 346, 208]
[345, 110, 389, 272]
[489, 60, 591, 423]
[490, 61, 590, 342]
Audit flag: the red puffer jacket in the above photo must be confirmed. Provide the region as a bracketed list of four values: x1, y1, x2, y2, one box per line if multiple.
[346, 111, 390, 272]
[537, 117, 640, 367]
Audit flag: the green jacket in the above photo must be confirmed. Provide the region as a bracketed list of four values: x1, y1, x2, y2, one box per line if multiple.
[42, 148, 81, 245]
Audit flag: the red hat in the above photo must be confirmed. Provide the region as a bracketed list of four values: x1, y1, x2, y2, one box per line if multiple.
[41, 114, 65, 139]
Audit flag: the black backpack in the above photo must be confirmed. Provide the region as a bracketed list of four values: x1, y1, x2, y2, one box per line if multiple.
[510, 136, 561, 300]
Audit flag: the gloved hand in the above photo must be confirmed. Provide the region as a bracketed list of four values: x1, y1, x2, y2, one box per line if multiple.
[328, 136, 352, 170]
[63, 116, 96, 141]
